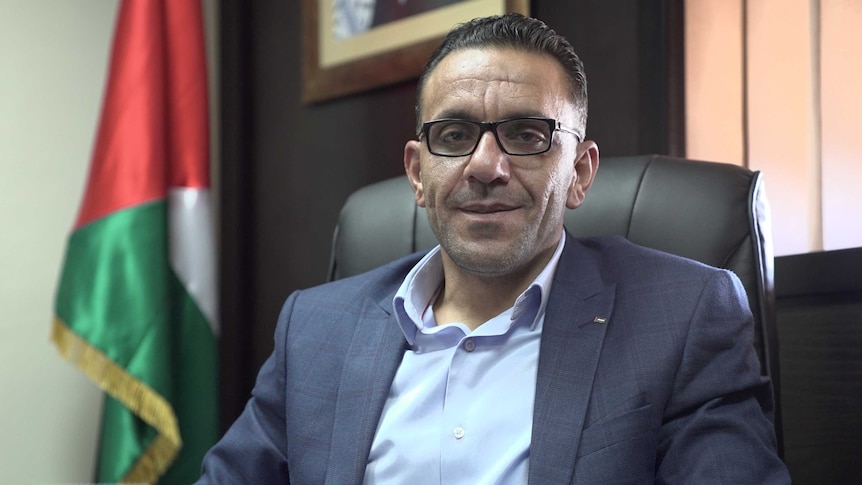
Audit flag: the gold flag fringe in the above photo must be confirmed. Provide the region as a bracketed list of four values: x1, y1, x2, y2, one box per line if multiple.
[51, 318, 182, 484]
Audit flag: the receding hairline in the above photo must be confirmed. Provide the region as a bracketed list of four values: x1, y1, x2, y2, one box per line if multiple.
[415, 46, 581, 125]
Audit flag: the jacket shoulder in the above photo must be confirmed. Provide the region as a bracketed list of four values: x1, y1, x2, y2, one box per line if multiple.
[297, 251, 426, 303]
[575, 235, 720, 277]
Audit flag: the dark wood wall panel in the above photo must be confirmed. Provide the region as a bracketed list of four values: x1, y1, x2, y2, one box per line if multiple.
[776, 248, 862, 483]
[778, 298, 862, 483]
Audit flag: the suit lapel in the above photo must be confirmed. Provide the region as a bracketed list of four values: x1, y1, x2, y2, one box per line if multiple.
[325, 294, 407, 485]
[529, 236, 616, 484]
[319, 241, 613, 483]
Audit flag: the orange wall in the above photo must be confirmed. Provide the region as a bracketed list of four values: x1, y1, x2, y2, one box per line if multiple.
[685, 0, 861, 255]
[820, 0, 862, 251]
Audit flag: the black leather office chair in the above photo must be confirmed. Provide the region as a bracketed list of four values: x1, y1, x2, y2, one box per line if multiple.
[328, 154, 783, 453]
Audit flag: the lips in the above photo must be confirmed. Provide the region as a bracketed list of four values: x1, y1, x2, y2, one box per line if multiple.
[460, 202, 518, 214]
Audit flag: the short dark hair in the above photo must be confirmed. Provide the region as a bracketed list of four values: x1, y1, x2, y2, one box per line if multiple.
[416, 13, 588, 134]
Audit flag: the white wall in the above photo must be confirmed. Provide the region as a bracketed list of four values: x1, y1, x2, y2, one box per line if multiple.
[0, 1, 119, 483]
[1, 1, 220, 483]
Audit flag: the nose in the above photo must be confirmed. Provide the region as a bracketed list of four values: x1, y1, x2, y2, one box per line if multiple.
[463, 131, 510, 185]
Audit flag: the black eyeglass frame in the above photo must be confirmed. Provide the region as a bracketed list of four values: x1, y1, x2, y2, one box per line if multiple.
[418, 117, 583, 157]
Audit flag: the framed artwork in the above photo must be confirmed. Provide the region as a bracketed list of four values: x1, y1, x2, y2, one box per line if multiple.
[302, 0, 530, 103]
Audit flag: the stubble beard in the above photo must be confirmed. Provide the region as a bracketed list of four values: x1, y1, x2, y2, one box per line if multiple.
[435, 225, 535, 277]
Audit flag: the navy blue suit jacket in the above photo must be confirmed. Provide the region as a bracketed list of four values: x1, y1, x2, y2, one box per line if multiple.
[196, 235, 790, 483]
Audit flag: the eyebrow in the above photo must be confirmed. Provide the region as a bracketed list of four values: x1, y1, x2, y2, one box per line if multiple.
[431, 109, 474, 120]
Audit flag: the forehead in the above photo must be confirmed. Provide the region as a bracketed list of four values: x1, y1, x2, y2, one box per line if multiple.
[420, 47, 572, 120]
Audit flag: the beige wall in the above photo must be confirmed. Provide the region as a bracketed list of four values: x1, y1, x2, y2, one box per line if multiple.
[0, 1, 118, 483]
[686, 0, 862, 256]
[0, 0, 218, 483]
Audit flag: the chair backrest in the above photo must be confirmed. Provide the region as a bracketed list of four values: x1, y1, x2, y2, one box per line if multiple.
[328, 154, 782, 450]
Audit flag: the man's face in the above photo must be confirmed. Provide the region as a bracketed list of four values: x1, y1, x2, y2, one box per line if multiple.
[405, 47, 597, 278]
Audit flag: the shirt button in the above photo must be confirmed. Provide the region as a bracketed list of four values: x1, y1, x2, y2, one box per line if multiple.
[453, 426, 465, 439]
[463, 338, 476, 352]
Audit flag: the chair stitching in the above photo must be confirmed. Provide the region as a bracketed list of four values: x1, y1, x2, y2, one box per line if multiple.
[628, 156, 654, 239]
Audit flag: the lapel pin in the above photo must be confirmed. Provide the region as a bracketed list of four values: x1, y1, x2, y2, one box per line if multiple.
[593, 316, 607, 324]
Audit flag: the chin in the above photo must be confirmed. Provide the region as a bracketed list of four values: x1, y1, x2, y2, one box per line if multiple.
[444, 240, 529, 277]
[456, 258, 518, 277]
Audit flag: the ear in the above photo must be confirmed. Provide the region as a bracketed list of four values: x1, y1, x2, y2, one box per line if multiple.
[404, 139, 426, 207]
[566, 141, 599, 209]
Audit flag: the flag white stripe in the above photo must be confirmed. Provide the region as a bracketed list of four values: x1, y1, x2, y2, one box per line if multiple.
[168, 187, 218, 334]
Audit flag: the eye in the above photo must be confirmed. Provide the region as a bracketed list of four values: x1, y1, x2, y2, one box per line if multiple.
[501, 121, 549, 146]
[513, 130, 543, 143]
[435, 122, 478, 145]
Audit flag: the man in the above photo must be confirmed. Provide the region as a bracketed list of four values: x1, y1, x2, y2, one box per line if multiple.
[196, 14, 790, 483]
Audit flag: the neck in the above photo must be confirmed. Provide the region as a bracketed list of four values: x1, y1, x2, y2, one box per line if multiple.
[433, 246, 556, 331]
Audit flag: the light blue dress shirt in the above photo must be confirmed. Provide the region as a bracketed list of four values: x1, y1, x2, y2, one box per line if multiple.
[364, 236, 566, 484]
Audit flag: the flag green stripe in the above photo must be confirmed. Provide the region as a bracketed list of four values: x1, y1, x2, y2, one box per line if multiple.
[54, 200, 217, 483]
[51, 316, 180, 482]
[96, 270, 217, 483]
[56, 201, 171, 371]
[155, 272, 218, 484]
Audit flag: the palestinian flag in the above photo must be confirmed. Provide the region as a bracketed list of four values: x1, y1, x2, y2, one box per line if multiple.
[51, 0, 218, 483]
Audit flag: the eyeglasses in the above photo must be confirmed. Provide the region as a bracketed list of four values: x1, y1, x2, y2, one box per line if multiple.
[418, 117, 582, 157]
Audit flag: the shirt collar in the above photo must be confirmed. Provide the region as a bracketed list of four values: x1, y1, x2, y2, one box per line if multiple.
[393, 235, 567, 346]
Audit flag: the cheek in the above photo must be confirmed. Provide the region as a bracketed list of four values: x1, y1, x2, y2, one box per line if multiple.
[421, 163, 460, 209]
[535, 167, 576, 217]
[419, 174, 444, 210]
[537, 166, 571, 201]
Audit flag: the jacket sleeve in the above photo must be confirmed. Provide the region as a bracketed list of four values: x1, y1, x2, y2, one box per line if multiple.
[193, 292, 298, 484]
[656, 269, 790, 483]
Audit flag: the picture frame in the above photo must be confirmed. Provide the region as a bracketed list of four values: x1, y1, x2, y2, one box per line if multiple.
[302, 0, 530, 103]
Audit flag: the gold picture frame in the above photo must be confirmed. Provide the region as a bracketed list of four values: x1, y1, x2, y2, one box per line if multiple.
[302, 0, 529, 103]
